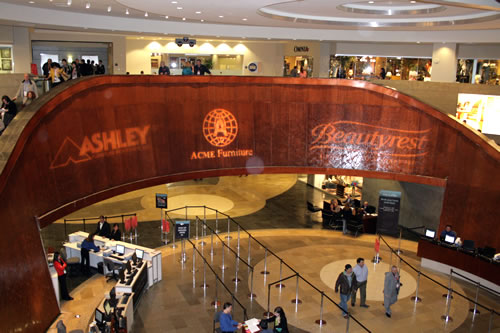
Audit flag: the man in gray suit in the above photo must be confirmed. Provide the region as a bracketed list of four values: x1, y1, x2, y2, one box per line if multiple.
[383, 265, 401, 318]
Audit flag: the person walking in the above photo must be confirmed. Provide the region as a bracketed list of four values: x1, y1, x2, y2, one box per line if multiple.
[335, 264, 357, 318]
[352, 257, 369, 308]
[383, 265, 401, 318]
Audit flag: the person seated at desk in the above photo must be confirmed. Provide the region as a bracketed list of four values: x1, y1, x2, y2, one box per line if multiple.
[110, 223, 122, 241]
[96, 215, 111, 238]
[440, 225, 457, 240]
[81, 234, 100, 275]
[220, 302, 242, 333]
[260, 306, 289, 333]
[361, 201, 376, 214]
[330, 199, 341, 214]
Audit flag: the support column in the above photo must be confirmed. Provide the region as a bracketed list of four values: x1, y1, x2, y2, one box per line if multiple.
[431, 43, 457, 83]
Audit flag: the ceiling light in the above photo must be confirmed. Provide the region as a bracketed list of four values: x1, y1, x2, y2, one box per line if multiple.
[218, 15, 224, 18]
[410, 0, 416, 3]
[165, 15, 169, 19]
[67, 0, 71, 5]
[182, 17, 186, 21]
[201, 19, 204, 22]
[417, 41, 420, 44]
[242, 18, 248, 21]
[145, 12, 148, 17]
[171, 0, 178, 3]
[85, 2, 90, 9]
[267, 38, 271, 40]
[107, 6, 111, 12]
[177, 6, 183, 9]
[126, 8, 129, 15]
[368, 1, 374, 3]
[195, 11, 201, 14]
[28, 1, 35, 3]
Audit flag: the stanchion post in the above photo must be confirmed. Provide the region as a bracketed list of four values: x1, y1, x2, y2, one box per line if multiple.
[441, 289, 454, 322]
[214, 278, 219, 309]
[411, 271, 423, 303]
[195, 217, 199, 240]
[345, 312, 350, 333]
[221, 242, 226, 270]
[261, 249, 269, 275]
[185, 206, 188, 221]
[266, 284, 271, 318]
[215, 210, 219, 234]
[397, 228, 403, 255]
[248, 268, 256, 300]
[172, 220, 176, 249]
[200, 259, 208, 289]
[292, 274, 301, 312]
[226, 217, 231, 241]
[276, 259, 285, 290]
[470, 281, 481, 316]
[210, 232, 214, 258]
[192, 245, 196, 287]
[64, 219, 67, 238]
[248, 236, 252, 265]
[122, 215, 126, 241]
[443, 269, 454, 299]
[234, 253, 239, 284]
[237, 226, 241, 254]
[315, 292, 326, 326]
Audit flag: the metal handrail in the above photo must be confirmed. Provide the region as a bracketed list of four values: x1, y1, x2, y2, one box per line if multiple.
[63, 212, 137, 237]
[379, 234, 499, 316]
[450, 270, 500, 297]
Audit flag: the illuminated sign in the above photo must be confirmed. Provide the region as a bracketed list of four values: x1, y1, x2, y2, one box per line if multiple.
[191, 109, 253, 160]
[310, 121, 430, 157]
[50, 125, 151, 169]
[294, 46, 309, 52]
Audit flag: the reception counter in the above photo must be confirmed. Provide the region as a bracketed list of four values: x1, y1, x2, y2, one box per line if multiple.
[417, 239, 500, 291]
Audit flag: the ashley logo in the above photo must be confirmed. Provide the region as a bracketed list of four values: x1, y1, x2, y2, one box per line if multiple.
[310, 121, 431, 157]
[50, 125, 151, 169]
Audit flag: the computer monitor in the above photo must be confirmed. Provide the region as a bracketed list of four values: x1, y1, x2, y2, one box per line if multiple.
[444, 234, 456, 244]
[126, 260, 132, 274]
[103, 299, 111, 316]
[95, 308, 104, 324]
[425, 228, 436, 239]
[119, 268, 125, 283]
[116, 244, 125, 255]
[135, 248, 144, 260]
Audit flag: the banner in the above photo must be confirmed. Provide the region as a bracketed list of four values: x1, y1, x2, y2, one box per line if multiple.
[377, 190, 401, 236]
[156, 193, 167, 208]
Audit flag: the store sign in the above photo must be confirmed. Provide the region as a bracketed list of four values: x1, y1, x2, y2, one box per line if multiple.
[155, 193, 167, 209]
[294, 46, 309, 52]
[248, 63, 258, 72]
[50, 125, 151, 169]
[309, 121, 430, 158]
[175, 220, 190, 239]
[190, 109, 253, 160]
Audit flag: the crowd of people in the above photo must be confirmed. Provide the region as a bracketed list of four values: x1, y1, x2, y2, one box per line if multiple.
[42, 57, 106, 87]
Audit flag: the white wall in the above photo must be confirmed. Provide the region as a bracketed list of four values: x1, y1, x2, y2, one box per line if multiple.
[12, 27, 31, 73]
[125, 39, 284, 76]
[0, 25, 13, 44]
[431, 43, 457, 83]
[30, 30, 126, 74]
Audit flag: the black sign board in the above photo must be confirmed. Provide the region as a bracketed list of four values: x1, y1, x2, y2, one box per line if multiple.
[156, 193, 167, 208]
[175, 220, 190, 239]
[377, 190, 401, 236]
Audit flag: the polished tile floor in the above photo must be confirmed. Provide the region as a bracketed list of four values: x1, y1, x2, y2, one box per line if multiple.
[44, 175, 499, 332]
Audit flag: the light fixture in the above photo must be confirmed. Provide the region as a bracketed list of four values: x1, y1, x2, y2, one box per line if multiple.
[242, 18, 248, 21]
[171, 0, 178, 3]
[28, 1, 35, 3]
[177, 6, 183, 9]
[85, 2, 90, 9]
[417, 41, 420, 44]
[201, 19, 204, 22]
[218, 15, 224, 18]
[67, 0, 71, 5]
[182, 17, 186, 20]
[410, 0, 416, 3]
[126, 8, 129, 15]
[195, 11, 201, 14]
[165, 15, 169, 19]
[145, 12, 148, 17]
[368, 1, 374, 3]
[107, 6, 111, 12]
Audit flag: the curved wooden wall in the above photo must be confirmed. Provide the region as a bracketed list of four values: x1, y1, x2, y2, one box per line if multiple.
[0, 76, 499, 332]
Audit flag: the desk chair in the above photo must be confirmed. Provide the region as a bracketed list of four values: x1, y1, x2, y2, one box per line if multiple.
[104, 258, 121, 282]
[61, 247, 80, 277]
[213, 310, 222, 333]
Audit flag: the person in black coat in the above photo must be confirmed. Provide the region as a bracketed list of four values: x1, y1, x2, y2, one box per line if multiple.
[1, 95, 18, 132]
[260, 306, 288, 333]
[110, 223, 122, 241]
[95, 215, 111, 238]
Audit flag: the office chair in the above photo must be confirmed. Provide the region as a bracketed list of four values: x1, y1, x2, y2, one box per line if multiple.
[346, 220, 364, 237]
[213, 310, 223, 333]
[104, 258, 121, 282]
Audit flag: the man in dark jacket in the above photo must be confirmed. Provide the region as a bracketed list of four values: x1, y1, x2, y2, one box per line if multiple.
[95, 215, 111, 238]
[335, 264, 357, 318]
[193, 59, 211, 75]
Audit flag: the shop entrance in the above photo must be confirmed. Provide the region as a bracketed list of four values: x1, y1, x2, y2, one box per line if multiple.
[284, 56, 313, 77]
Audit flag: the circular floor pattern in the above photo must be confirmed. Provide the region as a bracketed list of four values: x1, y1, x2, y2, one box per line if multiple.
[166, 194, 234, 217]
[319, 259, 417, 301]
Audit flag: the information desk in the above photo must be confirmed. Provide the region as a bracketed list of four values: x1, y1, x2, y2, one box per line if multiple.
[65, 231, 162, 287]
[90, 291, 134, 333]
[115, 261, 148, 309]
[417, 239, 500, 291]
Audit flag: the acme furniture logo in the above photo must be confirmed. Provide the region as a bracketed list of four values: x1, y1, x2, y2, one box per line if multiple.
[202, 108, 238, 147]
[310, 121, 431, 157]
[50, 125, 151, 169]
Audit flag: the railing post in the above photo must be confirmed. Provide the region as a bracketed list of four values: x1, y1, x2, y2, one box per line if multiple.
[315, 292, 326, 326]
[226, 217, 232, 240]
[276, 259, 285, 290]
[261, 249, 269, 275]
[470, 281, 481, 317]
[411, 271, 422, 303]
[215, 210, 219, 234]
[441, 289, 454, 322]
[221, 243, 226, 270]
[247, 236, 251, 265]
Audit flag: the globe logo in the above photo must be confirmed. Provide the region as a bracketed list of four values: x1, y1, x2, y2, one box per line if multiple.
[203, 109, 238, 147]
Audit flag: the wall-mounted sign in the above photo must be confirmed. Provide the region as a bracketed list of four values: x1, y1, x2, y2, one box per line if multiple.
[191, 109, 253, 160]
[294, 46, 309, 52]
[155, 193, 167, 209]
[175, 220, 190, 239]
[248, 63, 258, 72]
[50, 125, 151, 169]
[377, 190, 401, 236]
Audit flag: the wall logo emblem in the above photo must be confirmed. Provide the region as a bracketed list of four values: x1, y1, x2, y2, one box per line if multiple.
[203, 109, 238, 147]
[50, 125, 151, 169]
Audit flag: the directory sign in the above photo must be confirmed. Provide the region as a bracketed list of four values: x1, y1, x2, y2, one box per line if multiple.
[156, 193, 167, 208]
[377, 190, 401, 236]
[175, 220, 190, 239]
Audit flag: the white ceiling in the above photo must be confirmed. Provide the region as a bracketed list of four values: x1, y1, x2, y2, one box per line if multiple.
[0, 0, 499, 42]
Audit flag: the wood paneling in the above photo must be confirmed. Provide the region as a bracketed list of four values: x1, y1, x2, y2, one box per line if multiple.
[0, 76, 499, 332]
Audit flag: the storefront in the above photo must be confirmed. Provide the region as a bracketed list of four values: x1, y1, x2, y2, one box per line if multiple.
[283, 42, 319, 77]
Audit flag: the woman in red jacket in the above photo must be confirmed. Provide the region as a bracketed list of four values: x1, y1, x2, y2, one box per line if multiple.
[53, 252, 73, 301]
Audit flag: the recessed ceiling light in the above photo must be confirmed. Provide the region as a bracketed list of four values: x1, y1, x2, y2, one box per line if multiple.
[165, 15, 169, 19]
[85, 2, 90, 9]
[182, 17, 186, 20]
[417, 41, 420, 43]
[67, 0, 71, 5]
[242, 18, 248, 21]
[177, 6, 183, 9]
[218, 15, 224, 18]
[126, 8, 129, 15]
[410, 0, 416, 3]
[195, 11, 201, 14]
[171, 0, 178, 3]
[107, 6, 111, 12]
[144, 12, 148, 17]
[267, 38, 271, 40]
[368, 1, 374, 3]
[28, 1, 35, 3]
[201, 19, 204, 22]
